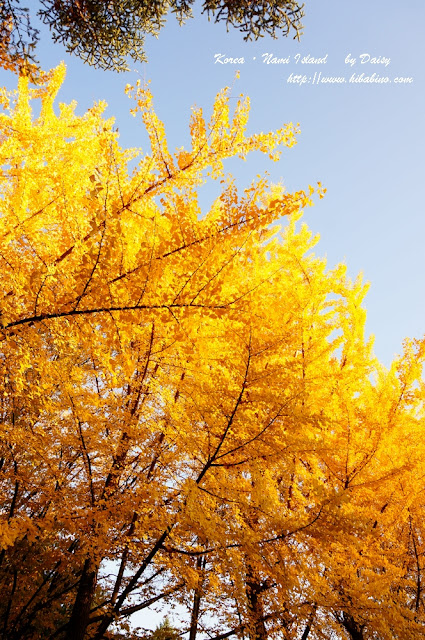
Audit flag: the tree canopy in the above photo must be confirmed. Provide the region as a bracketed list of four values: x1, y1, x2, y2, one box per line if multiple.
[0, 66, 425, 640]
[0, 0, 304, 73]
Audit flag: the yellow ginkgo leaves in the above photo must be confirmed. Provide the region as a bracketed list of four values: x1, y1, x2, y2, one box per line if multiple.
[0, 67, 424, 640]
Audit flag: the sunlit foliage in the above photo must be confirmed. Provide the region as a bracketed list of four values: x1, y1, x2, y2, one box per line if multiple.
[0, 67, 424, 640]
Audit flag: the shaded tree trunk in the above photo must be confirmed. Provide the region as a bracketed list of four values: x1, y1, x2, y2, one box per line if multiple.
[340, 612, 364, 640]
[245, 565, 267, 640]
[189, 555, 206, 640]
[65, 557, 98, 640]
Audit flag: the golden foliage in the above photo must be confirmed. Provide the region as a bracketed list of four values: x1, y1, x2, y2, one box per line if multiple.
[0, 67, 424, 640]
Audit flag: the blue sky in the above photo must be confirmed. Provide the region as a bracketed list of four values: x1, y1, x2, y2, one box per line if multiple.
[1, 0, 424, 631]
[2, 1, 424, 368]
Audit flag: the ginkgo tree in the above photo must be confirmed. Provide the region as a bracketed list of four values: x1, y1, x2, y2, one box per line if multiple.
[0, 65, 424, 640]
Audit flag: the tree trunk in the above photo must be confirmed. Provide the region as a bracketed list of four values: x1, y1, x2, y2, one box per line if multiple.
[341, 612, 364, 640]
[189, 555, 206, 640]
[245, 565, 267, 640]
[65, 557, 98, 640]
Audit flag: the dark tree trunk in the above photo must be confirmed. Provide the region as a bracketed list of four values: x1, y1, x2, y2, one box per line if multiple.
[341, 612, 364, 640]
[189, 555, 206, 640]
[245, 566, 267, 640]
[65, 557, 98, 640]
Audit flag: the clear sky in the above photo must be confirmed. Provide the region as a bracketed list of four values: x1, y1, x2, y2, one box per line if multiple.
[1, 0, 425, 630]
[2, 1, 424, 368]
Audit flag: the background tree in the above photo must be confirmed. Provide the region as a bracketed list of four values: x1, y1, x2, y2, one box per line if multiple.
[149, 617, 180, 640]
[0, 0, 304, 73]
[0, 0, 38, 74]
